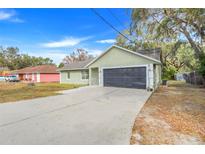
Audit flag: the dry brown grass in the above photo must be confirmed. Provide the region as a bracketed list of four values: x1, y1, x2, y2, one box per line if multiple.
[0, 82, 83, 103]
[130, 80, 205, 145]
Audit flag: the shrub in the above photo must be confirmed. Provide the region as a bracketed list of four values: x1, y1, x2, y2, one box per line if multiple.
[162, 66, 177, 80]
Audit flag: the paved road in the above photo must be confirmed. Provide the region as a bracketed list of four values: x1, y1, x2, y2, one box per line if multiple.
[0, 86, 151, 144]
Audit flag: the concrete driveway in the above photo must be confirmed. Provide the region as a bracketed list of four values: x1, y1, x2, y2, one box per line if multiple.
[0, 86, 151, 144]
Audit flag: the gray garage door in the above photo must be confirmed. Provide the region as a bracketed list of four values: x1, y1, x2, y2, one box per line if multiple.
[103, 67, 146, 89]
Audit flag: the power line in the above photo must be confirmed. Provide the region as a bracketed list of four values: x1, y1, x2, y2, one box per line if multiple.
[106, 9, 127, 29]
[90, 8, 132, 42]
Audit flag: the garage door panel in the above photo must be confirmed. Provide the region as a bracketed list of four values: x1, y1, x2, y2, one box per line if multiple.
[103, 67, 146, 89]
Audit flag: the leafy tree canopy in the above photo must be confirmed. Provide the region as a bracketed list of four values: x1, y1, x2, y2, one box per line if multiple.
[115, 8, 205, 79]
[62, 48, 94, 64]
[130, 8, 204, 58]
[0, 46, 54, 70]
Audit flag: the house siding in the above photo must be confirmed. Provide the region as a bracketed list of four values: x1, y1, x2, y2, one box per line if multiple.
[21, 73, 34, 81]
[90, 68, 99, 85]
[88, 47, 161, 89]
[59, 46, 161, 89]
[40, 74, 59, 82]
[60, 70, 89, 84]
[88, 47, 158, 68]
[18, 73, 59, 83]
[154, 64, 162, 88]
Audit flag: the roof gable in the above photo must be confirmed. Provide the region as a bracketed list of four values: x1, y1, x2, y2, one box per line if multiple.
[86, 45, 161, 67]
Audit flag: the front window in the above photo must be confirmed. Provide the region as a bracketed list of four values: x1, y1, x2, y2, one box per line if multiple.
[81, 70, 89, 79]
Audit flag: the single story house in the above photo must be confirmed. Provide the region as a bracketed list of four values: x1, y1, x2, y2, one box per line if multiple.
[15, 65, 60, 83]
[59, 45, 162, 90]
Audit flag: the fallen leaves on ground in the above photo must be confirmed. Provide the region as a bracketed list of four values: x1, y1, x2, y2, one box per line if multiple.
[130, 81, 205, 145]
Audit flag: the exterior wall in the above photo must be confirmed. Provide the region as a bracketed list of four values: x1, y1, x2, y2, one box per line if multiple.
[36, 73, 40, 82]
[60, 70, 89, 84]
[88, 47, 158, 68]
[147, 64, 154, 89]
[88, 47, 160, 89]
[18, 74, 24, 80]
[19, 73, 35, 82]
[90, 68, 99, 85]
[18, 73, 59, 83]
[155, 64, 162, 88]
[153, 64, 162, 89]
[34, 73, 37, 82]
[40, 73, 59, 82]
[21, 73, 34, 81]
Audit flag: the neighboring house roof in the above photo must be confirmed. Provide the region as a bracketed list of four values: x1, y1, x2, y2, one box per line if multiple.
[10, 70, 19, 74]
[16, 65, 58, 74]
[86, 45, 161, 67]
[59, 58, 94, 71]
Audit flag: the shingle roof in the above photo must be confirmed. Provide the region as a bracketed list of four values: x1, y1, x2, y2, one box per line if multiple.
[16, 65, 58, 74]
[59, 58, 94, 71]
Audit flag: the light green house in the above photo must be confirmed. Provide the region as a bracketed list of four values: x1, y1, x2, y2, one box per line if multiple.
[59, 45, 162, 90]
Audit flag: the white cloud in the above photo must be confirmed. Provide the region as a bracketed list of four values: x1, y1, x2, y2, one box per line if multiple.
[0, 10, 15, 20]
[25, 47, 102, 65]
[28, 50, 67, 65]
[10, 17, 24, 23]
[41, 37, 90, 48]
[0, 9, 24, 23]
[85, 48, 103, 56]
[96, 39, 116, 44]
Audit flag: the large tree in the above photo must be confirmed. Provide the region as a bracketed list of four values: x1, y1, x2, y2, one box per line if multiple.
[115, 8, 205, 79]
[62, 48, 93, 64]
[130, 8, 205, 58]
[0, 46, 54, 70]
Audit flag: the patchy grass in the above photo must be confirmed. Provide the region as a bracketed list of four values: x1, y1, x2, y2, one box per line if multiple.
[130, 80, 205, 145]
[0, 82, 83, 103]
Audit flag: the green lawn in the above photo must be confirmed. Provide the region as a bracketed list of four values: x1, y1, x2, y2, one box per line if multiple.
[0, 82, 83, 103]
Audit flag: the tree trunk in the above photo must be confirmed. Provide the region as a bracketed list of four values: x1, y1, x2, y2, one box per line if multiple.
[181, 27, 203, 58]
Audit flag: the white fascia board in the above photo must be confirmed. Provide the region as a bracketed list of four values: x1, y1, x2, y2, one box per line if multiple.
[58, 68, 88, 71]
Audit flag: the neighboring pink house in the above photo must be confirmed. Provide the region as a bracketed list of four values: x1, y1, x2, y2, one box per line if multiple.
[15, 65, 59, 83]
